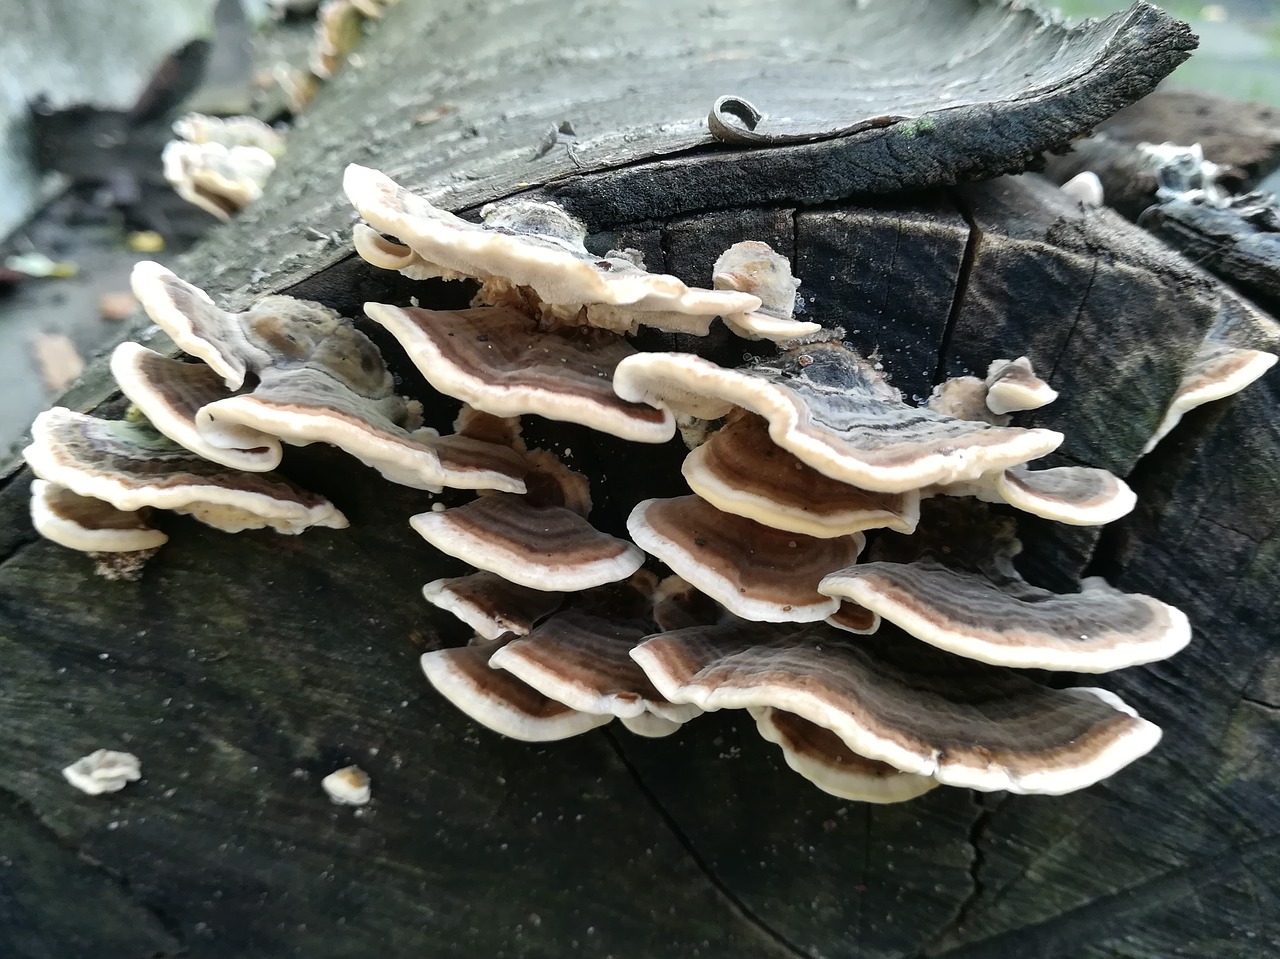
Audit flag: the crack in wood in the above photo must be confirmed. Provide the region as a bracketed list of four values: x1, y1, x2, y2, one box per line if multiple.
[933, 190, 981, 388]
[602, 730, 814, 959]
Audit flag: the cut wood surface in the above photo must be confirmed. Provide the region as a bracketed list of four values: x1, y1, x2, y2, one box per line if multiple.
[7, 2, 1280, 958]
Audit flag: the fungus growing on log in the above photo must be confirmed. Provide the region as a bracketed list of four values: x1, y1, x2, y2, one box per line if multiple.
[630, 623, 1162, 794]
[161, 141, 275, 222]
[422, 572, 565, 641]
[627, 495, 865, 622]
[751, 706, 937, 803]
[984, 356, 1059, 414]
[363, 303, 675, 442]
[411, 494, 644, 592]
[613, 345, 1064, 492]
[818, 562, 1191, 671]
[420, 637, 613, 742]
[24, 409, 347, 535]
[29, 479, 168, 553]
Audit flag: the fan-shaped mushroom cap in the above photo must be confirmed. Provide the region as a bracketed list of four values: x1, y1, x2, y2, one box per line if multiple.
[363, 303, 675, 443]
[352, 222, 451, 280]
[131, 263, 524, 492]
[750, 707, 936, 803]
[489, 609, 701, 726]
[110, 342, 282, 471]
[984, 357, 1059, 415]
[420, 638, 612, 742]
[994, 466, 1136, 526]
[422, 572, 564, 641]
[711, 241, 819, 342]
[172, 113, 285, 157]
[23, 409, 347, 535]
[627, 495, 864, 622]
[343, 165, 761, 322]
[682, 411, 920, 536]
[29, 479, 168, 553]
[411, 493, 643, 591]
[521, 449, 592, 516]
[161, 141, 274, 221]
[630, 621, 1162, 794]
[613, 344, 1063, 493]
[1142, 342, 1278, 453]
[818, 561, 1190, 672]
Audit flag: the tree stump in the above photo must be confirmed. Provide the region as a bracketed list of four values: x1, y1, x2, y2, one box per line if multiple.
[6, 3, 1279, 958]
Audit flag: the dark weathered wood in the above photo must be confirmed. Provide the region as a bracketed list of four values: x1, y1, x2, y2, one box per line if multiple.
[1139, 196, 1280, 318]
[796, 193, 969, 405]
[9, 2, 1280, 957]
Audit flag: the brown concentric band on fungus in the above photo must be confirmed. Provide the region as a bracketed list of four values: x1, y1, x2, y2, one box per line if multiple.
[422, 572, 564, 641]
[489, 609, 702, 730]
[825, 601, 880, 635]
[29, 479, 168, 553]
[1142, 342, 1278, 453]
[343, 164, 761, 323]
[24, 408, 347, 535]
[110, 342, 282, 472]
[363, 303, 675, 443]
[681, 410, 920, 536]
[818, 561, 1191, 671]
[627, 495, 865, 623]
[984, 356, 1058, 415]
[613, 343, 1063, 493]
[630, 621, 1162, 794]
[411, 493, 644, 591]
[420, 638, 612, 742]
[750, 706, 937, 803]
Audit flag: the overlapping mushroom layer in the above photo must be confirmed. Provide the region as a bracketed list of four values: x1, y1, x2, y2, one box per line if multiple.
[332, 172, 1222, 803]
[27, 164, 1272, 807]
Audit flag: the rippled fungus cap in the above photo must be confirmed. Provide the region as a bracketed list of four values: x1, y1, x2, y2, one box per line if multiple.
[613, 343, 1063, 493]
[984, 356, 1059, 415]
[132, 262, 526, 492]
[29, 479, 168, 553]
[1142, 342, 1278, 453]
[420, 638, 613, 742]
[109, 342, 282, 472]
[627, 495, 865, 622]
[172, 113, 286, 158]
[651, 575, 726, 632]
[363, 303, 675, 443]
[682, 410, 920, 536]
[825, 601, 880, 635]
[422, 572, 564, 641]
[994, 465, 1136, 526]
[489, 609, 702, 731]
[818, 561, 1191, 671]
[24, 408, 348, 534]
[352, 222, 445, 280]
[630, 621, 1163, 794]
[711, 241, 819, 342]
[343, 165, 761, 325]
[411, 493, 644, 591]
[750, 706, 937, 803]
[161, 141, 274, 221]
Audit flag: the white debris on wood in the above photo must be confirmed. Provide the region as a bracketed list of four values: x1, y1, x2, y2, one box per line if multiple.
[62, 749, 141, 795]
[321, 764, 371, 805]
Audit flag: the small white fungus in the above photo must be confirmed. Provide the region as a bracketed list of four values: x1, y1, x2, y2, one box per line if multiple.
[62, 749, 142, 796]
[322, 765, 371, 805]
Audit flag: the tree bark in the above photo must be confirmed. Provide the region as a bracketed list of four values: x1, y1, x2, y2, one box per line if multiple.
[8, 3, 1280, 958]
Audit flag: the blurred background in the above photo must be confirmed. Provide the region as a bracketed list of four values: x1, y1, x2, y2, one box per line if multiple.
[0, 0, 1277, 458]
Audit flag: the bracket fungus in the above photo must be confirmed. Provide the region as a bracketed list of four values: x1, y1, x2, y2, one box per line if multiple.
[613, 344, 1064, 493]
[26, 154, 1268, 811]
[818, 561, 1191, 672]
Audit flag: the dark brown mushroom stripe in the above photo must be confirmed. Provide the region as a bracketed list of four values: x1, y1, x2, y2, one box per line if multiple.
[29, 163, 1268, 807]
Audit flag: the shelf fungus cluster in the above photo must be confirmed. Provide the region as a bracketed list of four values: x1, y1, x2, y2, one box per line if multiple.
[24, 163, 1276, 805]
